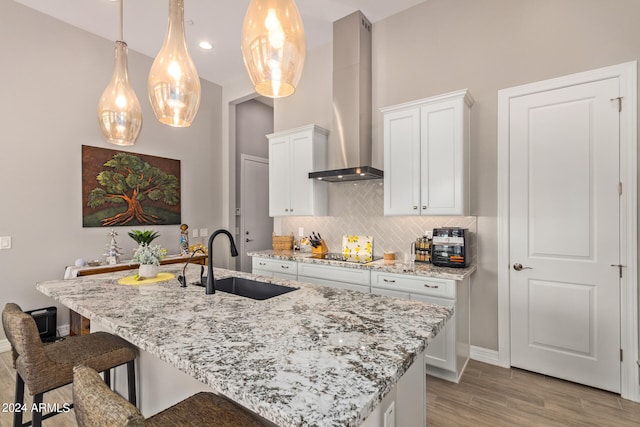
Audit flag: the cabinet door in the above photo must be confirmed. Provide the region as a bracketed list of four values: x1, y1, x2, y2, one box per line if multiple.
[268, 136, 291, 216]
[420, 100, 464, 215]
[384, 107, 421, 215]
[410, 293, 456, 372]
[289, 132, 315, 215]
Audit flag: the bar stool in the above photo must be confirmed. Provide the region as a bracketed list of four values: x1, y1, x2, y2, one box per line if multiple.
[2, 303, 137, 427]
[73, 365, 268, 426]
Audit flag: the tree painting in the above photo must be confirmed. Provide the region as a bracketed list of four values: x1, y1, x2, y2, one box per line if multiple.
[82, 146, 181, 227]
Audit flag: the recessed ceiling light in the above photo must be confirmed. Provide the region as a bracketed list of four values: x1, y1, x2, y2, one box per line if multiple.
[199, 41, 213, 50]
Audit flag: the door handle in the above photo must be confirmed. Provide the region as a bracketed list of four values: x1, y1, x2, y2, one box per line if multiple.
[513, 263, 532, 271]
[611, 264, 625, 278]
[246, 238, 253, 242]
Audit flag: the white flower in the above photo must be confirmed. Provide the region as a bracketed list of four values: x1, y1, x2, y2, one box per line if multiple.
[132, 243, 167, 266]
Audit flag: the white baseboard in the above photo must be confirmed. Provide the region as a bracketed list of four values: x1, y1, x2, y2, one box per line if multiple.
[0, 338, 10, 353]
[58, 323, 70, 337]
[470, 345, 502, 366]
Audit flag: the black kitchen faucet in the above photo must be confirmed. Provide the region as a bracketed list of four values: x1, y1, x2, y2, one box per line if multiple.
[205, 229, 239, 295]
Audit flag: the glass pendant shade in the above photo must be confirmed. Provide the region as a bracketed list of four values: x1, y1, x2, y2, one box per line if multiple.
[97, 40, 143, 146]
[241, 0, 306, 98]
[148, 0, 201, 127]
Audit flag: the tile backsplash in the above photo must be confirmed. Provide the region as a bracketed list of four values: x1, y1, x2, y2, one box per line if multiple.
[276, 180, 476, 262]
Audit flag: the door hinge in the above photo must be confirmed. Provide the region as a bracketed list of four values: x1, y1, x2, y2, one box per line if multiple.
[620, 348, 623, 362]
[610, 96, 623, 112]
[618, 182, 622, 196]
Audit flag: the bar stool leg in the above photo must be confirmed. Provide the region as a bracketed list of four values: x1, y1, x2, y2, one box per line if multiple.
[104, 368, 111, 387]
[31, 393, 43, 427]
[13, 373, 24, 427]
[127, 360, 137, 406]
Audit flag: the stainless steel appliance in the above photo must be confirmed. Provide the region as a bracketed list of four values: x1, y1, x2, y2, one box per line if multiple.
[431, 228, 469, 268]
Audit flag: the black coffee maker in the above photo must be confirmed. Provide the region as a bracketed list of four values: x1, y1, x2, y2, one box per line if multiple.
[431, 228, 469, 268]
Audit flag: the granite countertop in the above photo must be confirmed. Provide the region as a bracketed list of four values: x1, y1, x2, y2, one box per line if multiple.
[248, 250, 476, 281]
[37, 265, 452, 427]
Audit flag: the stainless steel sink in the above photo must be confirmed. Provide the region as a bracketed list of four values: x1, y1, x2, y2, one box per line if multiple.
[193, 277, 298, 300]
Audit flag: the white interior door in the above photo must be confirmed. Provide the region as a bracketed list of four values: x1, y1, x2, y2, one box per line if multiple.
[240, 155, 272, 273]
[509, 77, 621, 392]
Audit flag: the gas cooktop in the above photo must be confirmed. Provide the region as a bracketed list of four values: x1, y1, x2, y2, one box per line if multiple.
[311, 253, 381, 264]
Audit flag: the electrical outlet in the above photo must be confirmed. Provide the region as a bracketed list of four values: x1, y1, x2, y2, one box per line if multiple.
[298, 227, 304, 237]
[200, 228, 209, 237]
[383, 401, 395, 427]
[192, 229, 199, 238]
[0, 236, 11, 250]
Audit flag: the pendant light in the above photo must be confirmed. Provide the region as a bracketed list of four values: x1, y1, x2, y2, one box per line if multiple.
[97, 0, 142, 146]
[148, 0, 201, 127]
[241, 0, 306, 98]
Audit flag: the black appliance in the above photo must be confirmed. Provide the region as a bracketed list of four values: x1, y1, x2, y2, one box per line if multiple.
[431, 228, 469, 268]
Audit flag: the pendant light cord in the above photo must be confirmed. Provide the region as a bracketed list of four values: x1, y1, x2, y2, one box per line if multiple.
[119, 0, 124, 41]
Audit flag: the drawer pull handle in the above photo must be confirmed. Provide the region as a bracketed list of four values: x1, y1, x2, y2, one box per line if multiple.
[383, 278, 396, 283]
[424, 284, 439, 289]
[281, 265, 289, 269]
[259, 262, 266, 266]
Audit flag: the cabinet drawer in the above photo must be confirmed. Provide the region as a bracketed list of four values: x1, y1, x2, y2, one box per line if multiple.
[252, 258, 298, 276]
[371, 272, 455, 299]
[298, 263, 370, 286]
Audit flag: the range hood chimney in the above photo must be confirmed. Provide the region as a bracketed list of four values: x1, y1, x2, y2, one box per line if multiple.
[308, 11, 383, 182]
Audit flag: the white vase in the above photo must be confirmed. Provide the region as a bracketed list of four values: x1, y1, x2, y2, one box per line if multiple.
[138, 264, 158, 279]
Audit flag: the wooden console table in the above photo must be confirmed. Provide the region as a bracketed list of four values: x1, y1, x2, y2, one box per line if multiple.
[68, 254, 207, 336]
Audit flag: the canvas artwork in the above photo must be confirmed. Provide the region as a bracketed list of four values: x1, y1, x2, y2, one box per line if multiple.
[82, 145, 181, 227]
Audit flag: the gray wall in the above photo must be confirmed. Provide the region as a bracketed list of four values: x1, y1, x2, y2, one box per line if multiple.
[235, 99, 273, 208]
[274, 0, 640, 351]
[0, 0, 223, 339]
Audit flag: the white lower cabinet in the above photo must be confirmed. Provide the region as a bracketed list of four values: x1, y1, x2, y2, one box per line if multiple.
[297, 263, 371, 293]
[251, 257, 297, 281]
[251, 256, 469, 382]
[371, 271, 470, 383]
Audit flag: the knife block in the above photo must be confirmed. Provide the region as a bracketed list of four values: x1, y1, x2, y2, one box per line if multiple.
[311, 240, 328, 255]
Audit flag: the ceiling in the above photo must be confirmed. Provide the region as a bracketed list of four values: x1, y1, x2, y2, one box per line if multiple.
[13, 0, 427, 86]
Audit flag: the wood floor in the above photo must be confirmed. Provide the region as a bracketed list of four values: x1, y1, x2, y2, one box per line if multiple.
[427, 360, 640, 426]
[1, 351, 639, 426]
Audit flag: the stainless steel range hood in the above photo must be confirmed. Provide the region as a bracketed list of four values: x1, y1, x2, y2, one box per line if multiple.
[308, 11, 383, 183]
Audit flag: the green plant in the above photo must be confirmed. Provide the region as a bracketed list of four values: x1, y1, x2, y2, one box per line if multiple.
[128, 229, 160, 245]
[132, 243, 167, 266]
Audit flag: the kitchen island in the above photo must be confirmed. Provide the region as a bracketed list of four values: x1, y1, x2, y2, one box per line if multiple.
[36, 264, 452, 426]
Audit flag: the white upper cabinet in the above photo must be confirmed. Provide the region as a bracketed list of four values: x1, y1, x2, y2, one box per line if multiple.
[267, 125, 328, 216]
[382, 89, 473, 216]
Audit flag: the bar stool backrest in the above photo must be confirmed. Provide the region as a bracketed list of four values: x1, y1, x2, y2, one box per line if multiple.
[73, 365, 145, 427]
[2, 303, 47, 367]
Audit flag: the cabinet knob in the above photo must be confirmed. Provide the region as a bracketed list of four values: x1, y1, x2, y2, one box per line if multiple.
[422, 206, 427, 210]
[413, 206, 418, 210]
[285, 208, 289, 212]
